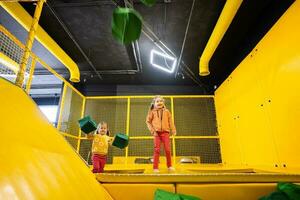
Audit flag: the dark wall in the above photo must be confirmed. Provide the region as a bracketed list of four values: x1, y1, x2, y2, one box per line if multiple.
[77, 84, 208, 96]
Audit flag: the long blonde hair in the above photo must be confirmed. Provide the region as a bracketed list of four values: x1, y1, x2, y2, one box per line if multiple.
[149, 95, 165, 111]
[96, 121, 110, 136]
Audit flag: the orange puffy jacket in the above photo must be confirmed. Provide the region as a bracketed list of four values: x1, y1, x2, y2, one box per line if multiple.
[146, 108, 176, 134]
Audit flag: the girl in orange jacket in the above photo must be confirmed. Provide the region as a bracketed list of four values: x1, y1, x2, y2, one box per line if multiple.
[146, 95, 176, 173]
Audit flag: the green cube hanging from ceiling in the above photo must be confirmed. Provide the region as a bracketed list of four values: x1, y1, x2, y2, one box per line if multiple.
[111, 7, 142, 45]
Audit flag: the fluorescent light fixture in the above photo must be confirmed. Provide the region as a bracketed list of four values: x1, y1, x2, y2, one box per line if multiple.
[150, 49, 177, 73]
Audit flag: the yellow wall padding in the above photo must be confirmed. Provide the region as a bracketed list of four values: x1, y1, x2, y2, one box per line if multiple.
[0, 78, 112, 200]
[103, 184, 175, 200]
[176, 183, 278, 200]
[215, 0, 300, 169]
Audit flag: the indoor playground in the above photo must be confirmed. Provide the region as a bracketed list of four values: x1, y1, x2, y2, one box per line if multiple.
[1, 0, 300, 199]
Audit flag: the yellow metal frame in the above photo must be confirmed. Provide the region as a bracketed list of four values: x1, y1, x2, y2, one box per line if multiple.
[0, 51, 19, 73]
[86, 95, 214, 99]
[0, 25, 83, 97]
[16, 0, 45, 87]
[76, 96, 220, 166]
[127, 136, 219, 139]
[76, 97, 86, 152]
[25, 57, 36, 93]
[57, 84, 68, 131]
[1, 22, 220, 166]
[36, 58, 84, 99]
[125, 98, 131, 165]
[57, 94, 220, 165]
[0, 1, 80, 82]
[171, 97, 176, 164]
[61, 132, 81, 139]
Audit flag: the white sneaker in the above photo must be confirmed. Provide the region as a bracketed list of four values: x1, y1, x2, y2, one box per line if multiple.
[168, 167, 175, 172]
[153, 169, 160, 173]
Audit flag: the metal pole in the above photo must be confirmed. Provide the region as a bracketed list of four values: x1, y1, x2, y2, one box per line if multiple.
[174, 0, 195, 77]
[170, 97, 176, 166]
[76, 97, 86, 153]
[25, 57, 36, 93]
[125, 97, 131, 165]
[57, 83, 67, 131]
[16, 0, 45, 87]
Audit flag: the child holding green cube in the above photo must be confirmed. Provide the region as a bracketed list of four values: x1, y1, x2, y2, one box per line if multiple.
[86, 122, 113, 173]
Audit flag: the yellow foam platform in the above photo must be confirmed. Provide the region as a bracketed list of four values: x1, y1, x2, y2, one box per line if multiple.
[103, 184, 174, 200]
[176, 183, 282, 200]
[0, 78, 112, 199]
[97, 171, 300, 183]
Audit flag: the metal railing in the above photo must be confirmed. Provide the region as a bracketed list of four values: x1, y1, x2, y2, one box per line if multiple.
[0, 24, 221, 165]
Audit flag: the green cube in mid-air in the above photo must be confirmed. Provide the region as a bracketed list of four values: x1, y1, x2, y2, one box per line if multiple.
[78, 116, 97, 134]
[112, 133, 129, 149]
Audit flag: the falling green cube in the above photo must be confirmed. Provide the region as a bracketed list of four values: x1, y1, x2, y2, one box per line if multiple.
[112, 133, 129, 149]
[111, 7, 142, 45]
[78, 116, 97, 134]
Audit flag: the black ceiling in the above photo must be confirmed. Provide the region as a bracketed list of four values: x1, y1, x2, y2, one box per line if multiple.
[18, 0, 294, 94]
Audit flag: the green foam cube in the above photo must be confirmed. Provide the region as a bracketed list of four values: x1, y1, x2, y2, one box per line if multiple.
[112, 133, 129, 149]
[78, 116, 97, 134]
[178, 194, 201, 200]
[154, 189, 180, 200]
[154, 189, 201, 200]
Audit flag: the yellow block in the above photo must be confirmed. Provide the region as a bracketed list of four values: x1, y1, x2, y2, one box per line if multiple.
[103, 184, 174, 200]
[0, 78, 111, 199]
[177, 183, 277, 200]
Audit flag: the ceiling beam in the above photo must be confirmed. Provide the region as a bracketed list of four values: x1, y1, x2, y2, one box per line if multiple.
[33, 68, 139, 75]
[45, 1, 103, 80]
[30, 83, 62, 89]
[51, 0, 167, 8]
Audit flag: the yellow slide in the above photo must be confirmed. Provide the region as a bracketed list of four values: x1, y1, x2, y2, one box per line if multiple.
[0, 78, 112, 199]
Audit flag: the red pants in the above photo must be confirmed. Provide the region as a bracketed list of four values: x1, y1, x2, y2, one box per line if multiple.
[92, 154, 107, 173]
[153, 131, 172, 169]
